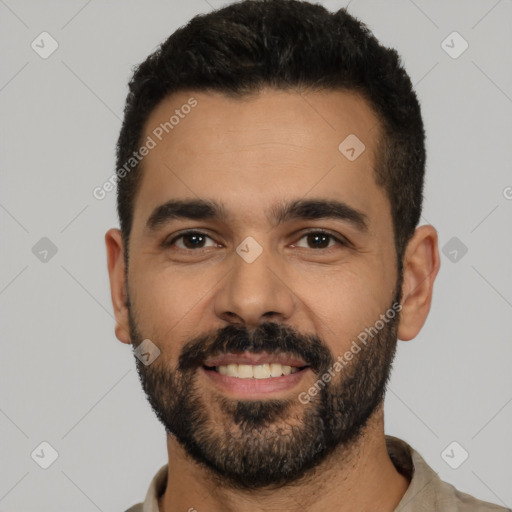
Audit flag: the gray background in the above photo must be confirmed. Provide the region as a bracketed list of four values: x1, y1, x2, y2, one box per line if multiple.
[1, 0, 511, 510]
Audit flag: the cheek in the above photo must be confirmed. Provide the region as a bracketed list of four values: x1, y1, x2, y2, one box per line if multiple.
[128, 265, 209, 354]
[129, 239, 395, 361]
[292, 265, 391, 353]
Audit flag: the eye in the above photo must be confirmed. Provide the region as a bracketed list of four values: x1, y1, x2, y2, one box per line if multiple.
[163, 231, 217, 250]
[293, 230, 348, 250]
[162, 229, 350, 252]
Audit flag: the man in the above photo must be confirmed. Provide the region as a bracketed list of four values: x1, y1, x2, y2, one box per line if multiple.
[105, 1, 508, 510]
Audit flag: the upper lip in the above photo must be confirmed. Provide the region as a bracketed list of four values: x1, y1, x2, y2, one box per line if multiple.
[203, 351, 308, 368]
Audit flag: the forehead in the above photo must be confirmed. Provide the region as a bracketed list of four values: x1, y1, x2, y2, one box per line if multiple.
[132, 88, 388, 233]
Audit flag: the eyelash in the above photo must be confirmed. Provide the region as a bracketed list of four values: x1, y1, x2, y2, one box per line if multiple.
[162, 229, 350, 252]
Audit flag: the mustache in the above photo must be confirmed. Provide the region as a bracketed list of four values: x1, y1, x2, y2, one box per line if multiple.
[178, 322, 334, 373]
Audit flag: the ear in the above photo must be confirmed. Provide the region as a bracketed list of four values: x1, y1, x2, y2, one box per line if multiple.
[105, 228, 131, 344]
[397, 225, 440, 341]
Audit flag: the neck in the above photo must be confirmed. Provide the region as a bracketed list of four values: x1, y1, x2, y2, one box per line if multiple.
[158, 406, 409, 512]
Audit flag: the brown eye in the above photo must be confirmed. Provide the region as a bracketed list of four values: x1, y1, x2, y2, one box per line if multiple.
[164, 231, 216, 250]
[294, 231, 346, 250]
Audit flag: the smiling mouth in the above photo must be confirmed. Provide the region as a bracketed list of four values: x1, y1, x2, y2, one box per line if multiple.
[203, 363, 309, 379]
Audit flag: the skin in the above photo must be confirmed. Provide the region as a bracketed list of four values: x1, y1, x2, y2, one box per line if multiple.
[106, 88, 440, 512]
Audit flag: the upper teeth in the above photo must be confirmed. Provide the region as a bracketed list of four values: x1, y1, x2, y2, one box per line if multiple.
[216, 363, 299, 379]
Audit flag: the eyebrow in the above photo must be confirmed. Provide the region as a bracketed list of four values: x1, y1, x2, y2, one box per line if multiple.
[145, 197, 368, 233]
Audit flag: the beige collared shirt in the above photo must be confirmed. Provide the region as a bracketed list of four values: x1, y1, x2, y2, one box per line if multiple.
[125, 436, 509, 512]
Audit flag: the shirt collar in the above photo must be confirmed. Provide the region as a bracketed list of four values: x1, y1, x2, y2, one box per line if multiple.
[386, 435, 441, 510]
[142, 463, 167, 512]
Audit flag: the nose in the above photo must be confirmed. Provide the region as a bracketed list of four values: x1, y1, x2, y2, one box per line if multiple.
[213, 243, 296, 327]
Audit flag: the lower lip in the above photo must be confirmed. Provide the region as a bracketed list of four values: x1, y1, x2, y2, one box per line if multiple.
[201, 366, 310, 398]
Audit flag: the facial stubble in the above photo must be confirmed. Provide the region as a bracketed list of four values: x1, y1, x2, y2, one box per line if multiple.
[128, 289, 401, 490]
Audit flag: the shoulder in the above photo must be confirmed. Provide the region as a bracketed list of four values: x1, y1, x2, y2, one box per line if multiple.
[437, 480, 510, 511]
[386, 436, 510, 512]
[123, 503, 143, 512]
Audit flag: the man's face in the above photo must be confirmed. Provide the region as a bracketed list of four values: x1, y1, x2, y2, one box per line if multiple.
[125, 88, 400, 487]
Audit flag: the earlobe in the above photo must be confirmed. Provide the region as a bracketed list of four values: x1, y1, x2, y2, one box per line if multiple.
[397, 225, 441, 341]
[115, 322, 131, 345]
[105, 228, 132, 345]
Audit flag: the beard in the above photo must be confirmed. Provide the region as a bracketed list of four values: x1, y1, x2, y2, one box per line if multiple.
[128, 282, 402, 490]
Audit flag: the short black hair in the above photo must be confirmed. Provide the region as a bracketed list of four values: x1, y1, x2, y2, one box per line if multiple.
[116, 0, 425, 272]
